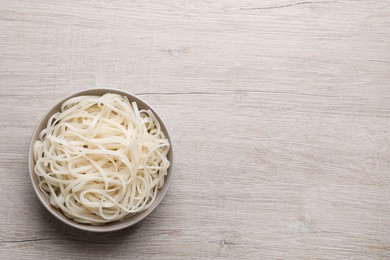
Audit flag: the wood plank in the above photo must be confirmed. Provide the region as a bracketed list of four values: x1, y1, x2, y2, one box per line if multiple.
[0, 0, 389, 259]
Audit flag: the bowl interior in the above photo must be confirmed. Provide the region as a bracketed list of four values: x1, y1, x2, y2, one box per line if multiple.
[28, 88, 174, 232]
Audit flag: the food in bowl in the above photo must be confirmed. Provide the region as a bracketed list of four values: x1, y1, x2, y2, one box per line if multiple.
[33, 93, 170, 225]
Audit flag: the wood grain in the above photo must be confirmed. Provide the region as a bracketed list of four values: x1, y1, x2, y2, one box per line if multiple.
[1, 0, 390, 259]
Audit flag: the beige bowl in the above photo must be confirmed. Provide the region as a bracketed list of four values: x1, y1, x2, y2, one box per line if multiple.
[28, 88, 174, 232]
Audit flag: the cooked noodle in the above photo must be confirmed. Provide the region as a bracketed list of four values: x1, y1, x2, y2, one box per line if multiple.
[33, 93, 170, 224]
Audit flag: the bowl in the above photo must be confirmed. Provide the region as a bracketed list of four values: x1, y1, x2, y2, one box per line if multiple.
[28, 88, 174, 232]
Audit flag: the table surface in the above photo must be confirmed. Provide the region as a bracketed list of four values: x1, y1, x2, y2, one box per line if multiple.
[1, 0, 390, 259]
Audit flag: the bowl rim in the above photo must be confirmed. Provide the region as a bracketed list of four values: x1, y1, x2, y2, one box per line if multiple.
[28, 88, 174, 232]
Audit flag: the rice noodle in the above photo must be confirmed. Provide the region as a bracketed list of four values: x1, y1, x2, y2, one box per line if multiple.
[33, 93, 170, 224]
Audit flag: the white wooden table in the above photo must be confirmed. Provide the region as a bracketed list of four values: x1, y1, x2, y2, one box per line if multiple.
[1, 1, 390, 259]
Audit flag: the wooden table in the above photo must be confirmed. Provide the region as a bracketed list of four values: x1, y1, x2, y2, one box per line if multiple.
[1, 1, 389, 259]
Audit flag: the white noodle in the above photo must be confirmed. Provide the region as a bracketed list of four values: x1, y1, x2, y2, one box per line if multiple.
[33, 93, 170, 225]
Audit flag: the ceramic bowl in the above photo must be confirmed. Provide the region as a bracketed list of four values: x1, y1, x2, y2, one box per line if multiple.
[28, 88, 174, 232]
